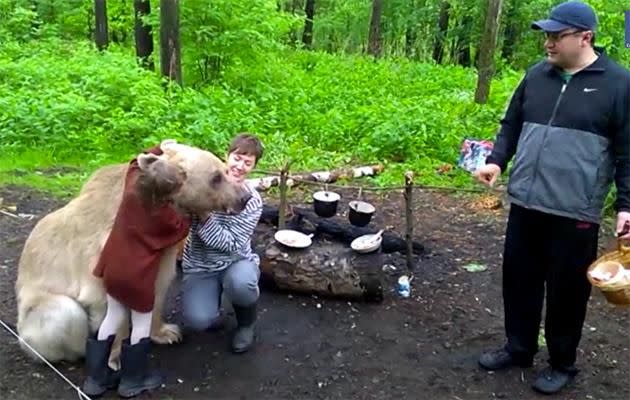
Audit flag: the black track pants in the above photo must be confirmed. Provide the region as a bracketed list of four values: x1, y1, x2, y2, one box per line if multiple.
[501, 203, 599, 370]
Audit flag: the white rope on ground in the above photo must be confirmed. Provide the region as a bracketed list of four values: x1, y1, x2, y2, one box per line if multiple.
[0, 318, 92, 400]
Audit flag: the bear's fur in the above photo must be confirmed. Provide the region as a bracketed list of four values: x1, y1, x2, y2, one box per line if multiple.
[15, 140, 250, 368]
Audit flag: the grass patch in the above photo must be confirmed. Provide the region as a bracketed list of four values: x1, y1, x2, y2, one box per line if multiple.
[0, 149, 126, 198]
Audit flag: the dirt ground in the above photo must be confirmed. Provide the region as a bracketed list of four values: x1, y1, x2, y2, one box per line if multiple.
[1, 181, 629, 400]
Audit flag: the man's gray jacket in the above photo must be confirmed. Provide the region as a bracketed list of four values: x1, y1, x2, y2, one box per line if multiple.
[486, 49, 630, 223]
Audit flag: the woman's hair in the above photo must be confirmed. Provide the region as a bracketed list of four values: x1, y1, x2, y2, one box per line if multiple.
[228, 133, 264, 164]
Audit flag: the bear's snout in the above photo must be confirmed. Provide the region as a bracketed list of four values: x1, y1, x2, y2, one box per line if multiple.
[239, 191, 252, 210]
[223, 191, 252, 215]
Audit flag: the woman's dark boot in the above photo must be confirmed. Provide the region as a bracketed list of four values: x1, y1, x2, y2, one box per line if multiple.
[231, 303, 257, 353]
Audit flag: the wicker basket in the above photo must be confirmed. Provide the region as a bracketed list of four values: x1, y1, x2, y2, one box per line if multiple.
[587, 240, 630, 306]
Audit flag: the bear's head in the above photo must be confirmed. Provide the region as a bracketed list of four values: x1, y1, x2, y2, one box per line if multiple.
[136, 139, 252, 215]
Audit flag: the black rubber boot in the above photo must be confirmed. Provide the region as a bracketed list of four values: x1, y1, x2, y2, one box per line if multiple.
[231, 303, 257, 353]
[117, 338, 163, 398]
[81, 334, 120, 398]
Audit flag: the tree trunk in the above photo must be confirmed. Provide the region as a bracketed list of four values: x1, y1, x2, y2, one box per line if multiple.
[405, 0, 417, 59]
[432, 1, 449, 63]
[453, 16, 472, 66]
[159, 0, 182, 86]
[134, 0, 154, 70]
[474, 0, 503, 104]
[94, 0, 108, 51]
[288, 0, 301, 45]
[500, 1, 518, 62]
[405, 26, 416, 58]
[302, 0, 315, 49]
[367, 0, 383, 57]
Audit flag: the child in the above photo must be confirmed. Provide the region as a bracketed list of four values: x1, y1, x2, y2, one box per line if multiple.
[82, 144, 191, 398]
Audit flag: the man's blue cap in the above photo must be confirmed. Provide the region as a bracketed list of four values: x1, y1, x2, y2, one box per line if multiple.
[531, 1, 597, 32]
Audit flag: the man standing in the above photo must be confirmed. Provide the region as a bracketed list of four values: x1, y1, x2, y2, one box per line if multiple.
[474, 1, 630, 395]
[180, 133, 264, 353]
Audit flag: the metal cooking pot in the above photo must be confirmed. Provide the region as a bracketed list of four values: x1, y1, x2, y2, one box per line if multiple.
[348, 200, 375, 227]
[312, 190, 340, 218]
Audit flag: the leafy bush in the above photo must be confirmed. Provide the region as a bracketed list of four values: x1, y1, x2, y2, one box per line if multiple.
[0, 37, 521, 185]
[0, 0, 624, 213]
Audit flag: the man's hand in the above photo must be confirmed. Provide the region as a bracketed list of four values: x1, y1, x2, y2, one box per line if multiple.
[473, 163, 502, 187]
[615, 211, 630, 239]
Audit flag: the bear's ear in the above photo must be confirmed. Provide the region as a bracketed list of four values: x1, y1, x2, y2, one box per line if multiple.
[160, 139, 180, 158]
[137, 153, 161, 171]
[160, 139, 178, 151]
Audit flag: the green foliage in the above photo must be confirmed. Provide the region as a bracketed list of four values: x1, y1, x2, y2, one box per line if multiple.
[0, 0, 43, 41]
[179, 0, 300, 83]
[0, 38, 165, 162]
[0, 36, 519, 190]
[0, 0, 628, 208]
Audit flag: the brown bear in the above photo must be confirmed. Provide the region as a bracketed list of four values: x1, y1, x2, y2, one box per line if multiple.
[14, 139, 251, 368]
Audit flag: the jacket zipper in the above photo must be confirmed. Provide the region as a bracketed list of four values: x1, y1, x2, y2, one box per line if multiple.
[525, 82, 567, 204]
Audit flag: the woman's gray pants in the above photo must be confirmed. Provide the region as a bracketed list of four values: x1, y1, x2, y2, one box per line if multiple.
[181, 259, 260, 331]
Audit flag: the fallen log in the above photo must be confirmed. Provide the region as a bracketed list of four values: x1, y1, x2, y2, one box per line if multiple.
[252, 225, 384, 302]
[259, 205, 425, 255]
[246, 164, 384, 192]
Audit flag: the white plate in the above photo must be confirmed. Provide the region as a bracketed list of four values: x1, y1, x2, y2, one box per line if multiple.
[351, 231, 383, 253]
[274, 229, 314, 249]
